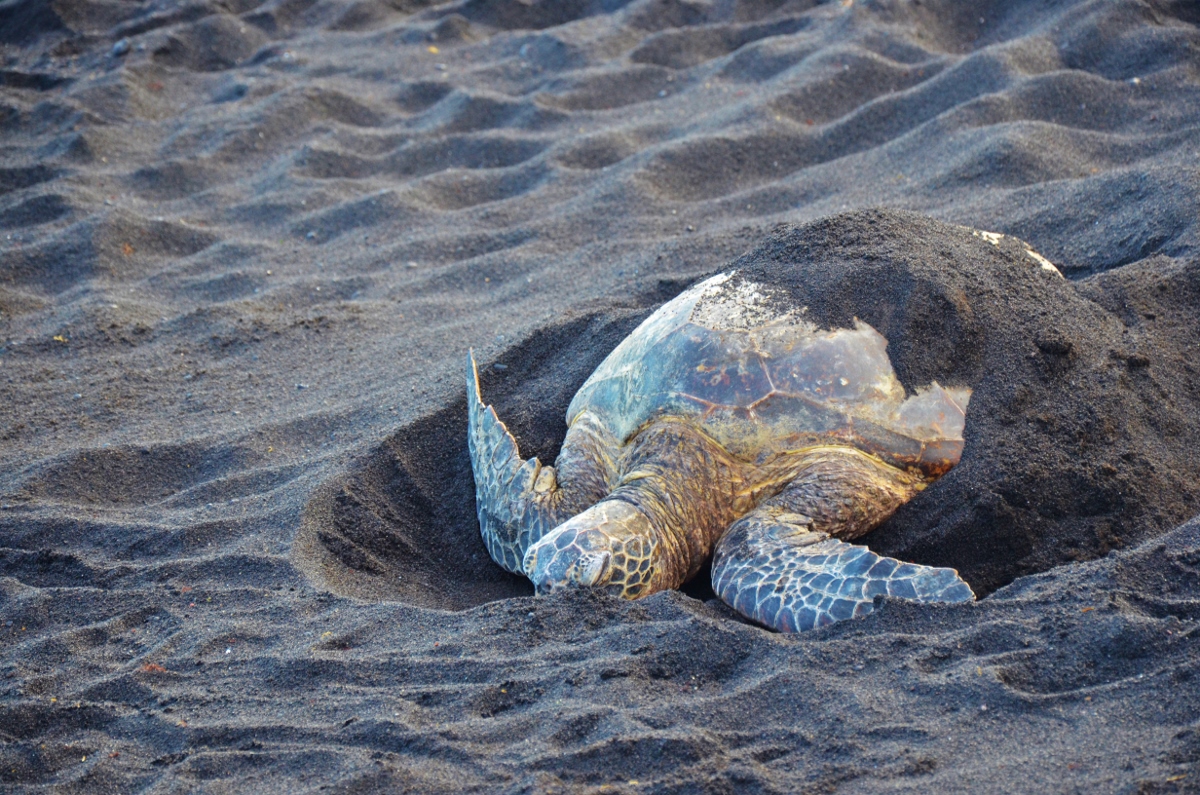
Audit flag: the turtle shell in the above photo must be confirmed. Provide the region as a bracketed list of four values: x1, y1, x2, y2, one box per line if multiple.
[567, 272, 970, 474]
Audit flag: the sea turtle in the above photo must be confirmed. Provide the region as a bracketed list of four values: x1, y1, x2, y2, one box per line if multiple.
[467, 271, 975, 632]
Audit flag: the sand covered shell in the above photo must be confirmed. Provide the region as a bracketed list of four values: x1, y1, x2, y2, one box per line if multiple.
[568, 272, 971, 474]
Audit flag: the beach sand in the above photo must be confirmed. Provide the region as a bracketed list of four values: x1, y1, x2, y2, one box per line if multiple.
[2, 0, 1199, 791]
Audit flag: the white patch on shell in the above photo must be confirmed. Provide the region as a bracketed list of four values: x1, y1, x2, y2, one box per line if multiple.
[1022, 246, 1063, 277]
[971, 229, 1064, 279]
[688, 271, 811, 332]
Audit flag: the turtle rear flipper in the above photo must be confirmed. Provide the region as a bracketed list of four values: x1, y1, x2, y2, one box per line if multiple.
[711, 516, 973, 632]
[710, 446, 974, 632]
[467, 352, 616, 574]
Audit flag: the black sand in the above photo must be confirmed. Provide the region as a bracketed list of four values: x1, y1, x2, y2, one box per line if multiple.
[2, 0, 1198, 791]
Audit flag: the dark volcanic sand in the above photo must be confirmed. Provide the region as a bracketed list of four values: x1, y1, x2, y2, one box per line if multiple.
[2, 0, 1199, 792]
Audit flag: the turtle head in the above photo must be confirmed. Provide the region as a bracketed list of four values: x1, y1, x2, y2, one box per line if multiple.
[523, 500, 658, 600]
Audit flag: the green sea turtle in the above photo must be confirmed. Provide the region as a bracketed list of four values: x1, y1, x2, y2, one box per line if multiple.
[467, 272, 974, 632]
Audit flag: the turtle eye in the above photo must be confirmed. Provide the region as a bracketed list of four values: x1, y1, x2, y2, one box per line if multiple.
[576, 550, 612, 587]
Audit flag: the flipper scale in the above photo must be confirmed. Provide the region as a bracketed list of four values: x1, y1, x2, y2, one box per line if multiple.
[713, 515, 974, 632]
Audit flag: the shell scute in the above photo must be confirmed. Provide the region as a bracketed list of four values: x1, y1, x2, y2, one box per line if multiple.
[657, 324, 775, 412]
[567, 271, 969, 470]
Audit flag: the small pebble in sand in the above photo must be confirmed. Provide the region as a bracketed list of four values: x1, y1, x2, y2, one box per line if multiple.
[111, 39, 131, 57]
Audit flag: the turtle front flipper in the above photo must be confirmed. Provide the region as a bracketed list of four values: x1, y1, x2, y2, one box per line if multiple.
[712, 516, 973, 632]
[711, 446, 974, 632]
[467, 351, 617, 575]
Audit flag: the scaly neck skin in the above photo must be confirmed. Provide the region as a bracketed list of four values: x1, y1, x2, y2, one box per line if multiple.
[608, 418, 753, 590]
[554, 411, 621, 506]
